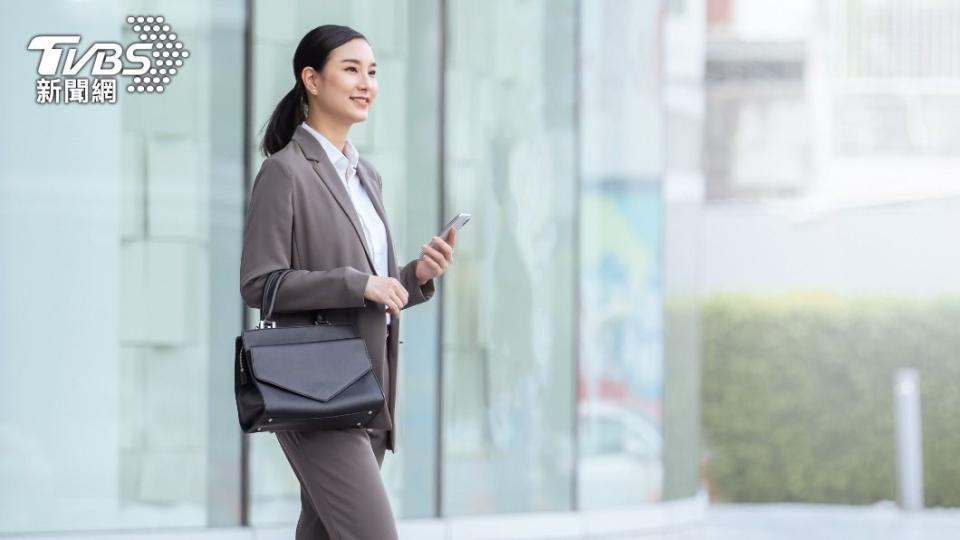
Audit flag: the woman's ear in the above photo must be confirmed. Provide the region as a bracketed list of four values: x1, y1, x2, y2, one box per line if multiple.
[300, 66, 319, 97]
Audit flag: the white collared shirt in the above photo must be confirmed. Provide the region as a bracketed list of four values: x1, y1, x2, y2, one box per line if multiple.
[301, 122, 391, 323]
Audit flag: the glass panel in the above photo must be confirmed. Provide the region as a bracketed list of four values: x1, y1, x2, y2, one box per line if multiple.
[0, 1, 244, 533]
[577, 0, 665, 509]
[248, 0, 442, 523]
[663, 0, 705, 500]
[442, 0, 577, 515]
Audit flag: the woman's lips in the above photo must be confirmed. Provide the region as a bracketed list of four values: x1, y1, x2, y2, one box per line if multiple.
[350, 97, 369, 108]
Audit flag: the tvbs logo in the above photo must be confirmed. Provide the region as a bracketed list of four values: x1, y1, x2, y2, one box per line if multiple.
[27, 15, 190, 105]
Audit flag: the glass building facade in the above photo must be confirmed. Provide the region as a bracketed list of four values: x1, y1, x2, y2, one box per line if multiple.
[0, 0, 701, 536]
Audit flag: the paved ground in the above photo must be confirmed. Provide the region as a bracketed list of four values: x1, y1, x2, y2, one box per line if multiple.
[631, 503, 960, 540]
[7, 502, 960, 539]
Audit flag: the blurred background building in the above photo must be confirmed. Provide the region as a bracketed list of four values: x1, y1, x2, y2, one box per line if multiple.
[696, 0, 960, 522]
[702, 0, 960, 295]
[2, 0, 959, 539]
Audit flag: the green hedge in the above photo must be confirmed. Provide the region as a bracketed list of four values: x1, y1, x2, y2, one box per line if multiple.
[701, 294, 960, 506]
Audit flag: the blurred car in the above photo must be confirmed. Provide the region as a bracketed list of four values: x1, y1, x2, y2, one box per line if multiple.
[577, 400, 663, 507]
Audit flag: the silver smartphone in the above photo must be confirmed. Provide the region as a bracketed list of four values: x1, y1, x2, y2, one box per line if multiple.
[440, 213, 471, 239]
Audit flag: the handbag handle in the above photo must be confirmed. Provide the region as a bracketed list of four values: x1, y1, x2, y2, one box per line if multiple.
[258, 269, 295, 328]
[259, 270, 283, 314]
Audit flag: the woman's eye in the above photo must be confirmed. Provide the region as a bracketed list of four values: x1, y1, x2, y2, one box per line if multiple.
[346, 66, 358, 73]
[369, 71, 377, 77]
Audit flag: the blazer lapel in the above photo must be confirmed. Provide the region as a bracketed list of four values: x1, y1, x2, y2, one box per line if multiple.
[292, 126, 377, 271]
[356, 160, 398, 277]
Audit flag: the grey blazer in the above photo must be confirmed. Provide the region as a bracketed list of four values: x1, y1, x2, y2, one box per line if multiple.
[239, 124, 435, 452]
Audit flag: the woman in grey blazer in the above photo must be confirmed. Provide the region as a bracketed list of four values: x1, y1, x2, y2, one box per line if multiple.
[239, 25, 455, 540]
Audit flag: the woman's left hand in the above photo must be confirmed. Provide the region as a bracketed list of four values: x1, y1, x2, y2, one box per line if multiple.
[415, 229, 457, 285]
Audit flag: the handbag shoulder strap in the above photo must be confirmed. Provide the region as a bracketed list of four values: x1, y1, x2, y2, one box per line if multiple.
[259, 270, 282, 314]
[258, 269, 295, 328]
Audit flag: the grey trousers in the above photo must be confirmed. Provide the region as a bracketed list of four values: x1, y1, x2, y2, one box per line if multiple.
[276, 426, 395, 540]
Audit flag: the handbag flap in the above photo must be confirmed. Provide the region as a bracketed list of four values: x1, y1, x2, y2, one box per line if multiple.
[248, 338, 373, 402]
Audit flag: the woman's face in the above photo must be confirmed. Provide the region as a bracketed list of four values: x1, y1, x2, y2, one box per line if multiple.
[304, 38, 378, 125]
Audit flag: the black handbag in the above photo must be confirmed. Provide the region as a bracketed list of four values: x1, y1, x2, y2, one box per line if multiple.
[234, 269, 385, 433]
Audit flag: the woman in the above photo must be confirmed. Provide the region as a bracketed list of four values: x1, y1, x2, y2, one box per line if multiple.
[239, 24, 455, 539]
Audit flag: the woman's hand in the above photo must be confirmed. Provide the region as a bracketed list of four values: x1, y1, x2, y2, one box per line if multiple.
[415, 229, 457, 285]
[364, 276, 409, 317]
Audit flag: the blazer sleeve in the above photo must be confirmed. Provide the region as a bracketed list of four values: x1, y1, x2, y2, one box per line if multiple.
[239, 158, 370, 311]
[400, 258, 434, 310]
[368, 165, 436, 310]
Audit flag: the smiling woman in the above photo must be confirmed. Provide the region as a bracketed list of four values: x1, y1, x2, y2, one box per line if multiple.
[241, 23, 453, 540]
[259, 25, 369, 156]
[247, 2, 446, 525]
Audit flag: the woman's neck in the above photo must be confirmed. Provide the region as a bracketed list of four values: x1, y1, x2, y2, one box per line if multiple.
[304, 113, 350, 154]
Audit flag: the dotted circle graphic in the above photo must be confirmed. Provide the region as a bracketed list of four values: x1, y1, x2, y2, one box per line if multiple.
[125, 15, 189, 94]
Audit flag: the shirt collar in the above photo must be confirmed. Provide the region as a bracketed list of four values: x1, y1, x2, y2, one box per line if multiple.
[300, 122, 359, 175]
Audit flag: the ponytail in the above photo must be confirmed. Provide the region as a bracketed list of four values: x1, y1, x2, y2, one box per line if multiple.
[260, 81, 306, 157]
[259, 25, 366, 157]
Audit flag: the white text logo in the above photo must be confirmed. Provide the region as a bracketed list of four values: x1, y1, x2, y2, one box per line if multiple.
[27, 15, 190, 105]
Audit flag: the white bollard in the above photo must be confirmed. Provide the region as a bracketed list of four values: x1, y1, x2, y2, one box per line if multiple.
[894, 368, 924, 511]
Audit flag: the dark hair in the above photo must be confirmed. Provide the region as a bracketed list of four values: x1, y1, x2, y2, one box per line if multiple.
[259, 25, 367, 156]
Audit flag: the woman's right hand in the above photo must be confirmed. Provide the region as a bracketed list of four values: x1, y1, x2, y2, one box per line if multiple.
[364, 275, 409, 317]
